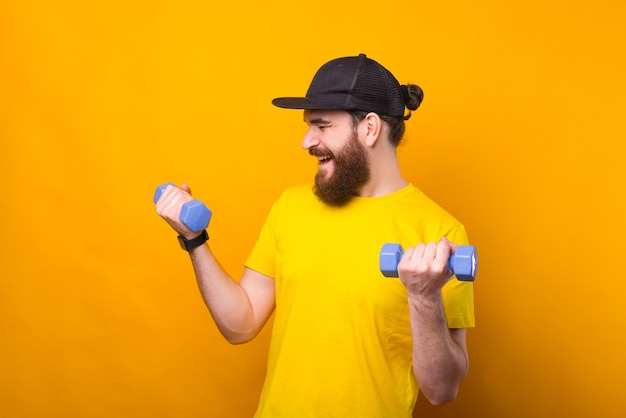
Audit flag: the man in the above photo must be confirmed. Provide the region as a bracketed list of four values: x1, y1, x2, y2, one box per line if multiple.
[156, 54, 475, 417]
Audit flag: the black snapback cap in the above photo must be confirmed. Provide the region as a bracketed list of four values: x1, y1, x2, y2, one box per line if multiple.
[272, 54, 407, 117]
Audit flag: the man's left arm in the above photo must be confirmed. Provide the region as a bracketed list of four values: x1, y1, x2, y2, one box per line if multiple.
[397, 237, 470, 405]
[407, 293, 469, 405]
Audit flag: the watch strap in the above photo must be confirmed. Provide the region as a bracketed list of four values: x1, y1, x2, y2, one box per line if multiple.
[177, 230, 209, 251]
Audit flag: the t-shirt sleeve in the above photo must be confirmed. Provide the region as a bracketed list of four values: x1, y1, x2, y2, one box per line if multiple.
[442, 224, 476, 328]
[244, 193, 282, 279]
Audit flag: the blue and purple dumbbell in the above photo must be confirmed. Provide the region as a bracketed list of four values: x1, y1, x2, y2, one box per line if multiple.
[379, 243, 478, 281]
[153, 183, 212, 233]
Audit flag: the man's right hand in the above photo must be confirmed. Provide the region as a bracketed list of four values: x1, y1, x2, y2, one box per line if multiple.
[155, 183, 202, 239]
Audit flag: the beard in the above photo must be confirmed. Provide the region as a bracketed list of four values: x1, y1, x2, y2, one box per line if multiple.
[311, 131, 371, 207]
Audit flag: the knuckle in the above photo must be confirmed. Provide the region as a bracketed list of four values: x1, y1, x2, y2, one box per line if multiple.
[433, 260, 448, 274]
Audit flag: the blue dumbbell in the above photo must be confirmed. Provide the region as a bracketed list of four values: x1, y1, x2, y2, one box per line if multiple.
[153, 183, 212, 233]
[379, 243, 478, 281]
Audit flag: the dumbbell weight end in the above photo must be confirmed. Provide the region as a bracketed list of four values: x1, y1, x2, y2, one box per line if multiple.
[180, 200, 212, 232]
[153, 182, 177, 204]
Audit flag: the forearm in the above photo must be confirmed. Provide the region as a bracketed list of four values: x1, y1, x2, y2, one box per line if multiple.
[187, 243, 258, 344]
[409, 291, 468, 405]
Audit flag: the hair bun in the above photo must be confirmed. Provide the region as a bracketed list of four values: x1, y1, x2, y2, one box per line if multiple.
[404, 84, 423, 111]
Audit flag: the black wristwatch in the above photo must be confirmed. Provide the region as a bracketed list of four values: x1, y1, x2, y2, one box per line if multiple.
[177, 230, 209, 251]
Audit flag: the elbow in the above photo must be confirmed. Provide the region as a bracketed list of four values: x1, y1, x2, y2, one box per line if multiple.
[424, 388, 459, 406]
[419, 377, 464, 406]
[220, 327, 257, 345]
[225, 335, 253, 345]
[419, 357, 469, 406]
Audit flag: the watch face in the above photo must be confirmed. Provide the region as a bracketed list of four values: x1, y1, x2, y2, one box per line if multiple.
[177, 235, 187, 250]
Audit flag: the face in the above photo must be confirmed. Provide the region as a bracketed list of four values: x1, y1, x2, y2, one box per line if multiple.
[302, 110, 370, 206]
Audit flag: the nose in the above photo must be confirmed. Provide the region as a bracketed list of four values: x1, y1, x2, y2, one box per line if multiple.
[301, 127, 320, 150]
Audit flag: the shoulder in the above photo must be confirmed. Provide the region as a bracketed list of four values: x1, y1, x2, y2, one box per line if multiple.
[274, 183, 318, 207]
[387, 184, 468, 243]
[280, 183, 314, 198]
[391, 184, 459, 220]
[267, 183, 318, 219]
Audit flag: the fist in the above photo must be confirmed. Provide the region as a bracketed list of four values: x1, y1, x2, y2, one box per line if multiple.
[154, 183, 200, 239]
[397, 237, 457, 296]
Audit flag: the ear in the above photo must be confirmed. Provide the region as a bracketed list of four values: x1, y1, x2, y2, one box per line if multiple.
[362, 112, 382, 147]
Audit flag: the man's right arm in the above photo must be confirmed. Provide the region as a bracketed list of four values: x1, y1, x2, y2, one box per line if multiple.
[155, 184, 276, 344]
[188, 243, 275, 344]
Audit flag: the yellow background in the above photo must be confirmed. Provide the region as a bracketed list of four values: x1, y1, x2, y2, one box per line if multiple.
[1, 1, 625, 417]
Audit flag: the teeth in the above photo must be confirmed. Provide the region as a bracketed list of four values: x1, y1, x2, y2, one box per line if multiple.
[318, 156, 331, 162]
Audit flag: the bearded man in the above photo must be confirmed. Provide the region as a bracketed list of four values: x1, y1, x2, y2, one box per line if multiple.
[156, 54, 475, 417]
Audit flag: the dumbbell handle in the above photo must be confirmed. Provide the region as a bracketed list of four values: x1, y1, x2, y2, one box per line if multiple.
[153, 183, 212, 233]
[380, 243, 477, 282]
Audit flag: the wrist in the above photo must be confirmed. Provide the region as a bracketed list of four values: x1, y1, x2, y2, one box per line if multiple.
[181, 230, 203, 240]
[407, 289, 443, 306]
[177, 229, 209, 251]
[407, 291, 448, 327]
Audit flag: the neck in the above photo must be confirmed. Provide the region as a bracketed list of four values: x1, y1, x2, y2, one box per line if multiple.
[357, 150, 408, 198]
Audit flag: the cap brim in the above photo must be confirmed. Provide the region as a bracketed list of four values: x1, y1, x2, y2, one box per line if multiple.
[272, 97, 313, 109]
[272, 97, 346, 110]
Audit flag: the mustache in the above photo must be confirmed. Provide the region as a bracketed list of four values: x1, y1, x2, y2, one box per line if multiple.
[308, 147, 333, 158]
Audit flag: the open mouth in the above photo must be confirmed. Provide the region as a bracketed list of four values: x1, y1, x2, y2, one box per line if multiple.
[317, 155, 333, 166]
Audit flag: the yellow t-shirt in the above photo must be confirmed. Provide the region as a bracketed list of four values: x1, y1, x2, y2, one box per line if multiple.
[245, 183, 475, 417]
